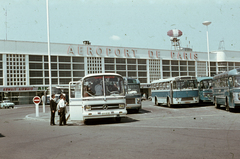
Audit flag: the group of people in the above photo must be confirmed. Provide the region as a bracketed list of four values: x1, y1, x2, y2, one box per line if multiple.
[50, 94, 68, 126]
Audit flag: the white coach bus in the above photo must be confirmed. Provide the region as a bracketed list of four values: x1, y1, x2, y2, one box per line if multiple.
[69, 73, 127, 124]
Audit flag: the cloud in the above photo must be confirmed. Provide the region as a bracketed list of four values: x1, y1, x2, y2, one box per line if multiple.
[109, 35, 121, 41]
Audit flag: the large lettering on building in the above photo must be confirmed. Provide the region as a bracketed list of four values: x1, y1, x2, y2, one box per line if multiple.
[171, 52, 198, 60]
[148, 50, 160, 58]
[68, 45, 161, 58]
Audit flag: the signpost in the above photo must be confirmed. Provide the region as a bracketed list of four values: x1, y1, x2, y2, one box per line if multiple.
[33, 96, 41, 117]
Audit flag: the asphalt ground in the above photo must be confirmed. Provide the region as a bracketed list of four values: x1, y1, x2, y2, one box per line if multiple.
[1, 101, 240, 159]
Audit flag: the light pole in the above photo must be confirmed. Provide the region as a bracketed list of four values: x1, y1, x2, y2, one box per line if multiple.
[202, 21, 211, 77]
[46, 0, 52, 102]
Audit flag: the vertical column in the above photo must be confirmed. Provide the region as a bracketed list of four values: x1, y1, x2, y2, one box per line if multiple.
[160, 59, 163, 79]
[25, 55, 29, 85]
[147, 59, 150, 83]
[42, 55, 45, 85]
[2, 54, 7, 86]
[195, 61, 198, 77]
[136, 59, 139, 80]
[206, 61, 208, 77]
[84, 57, 88, 76]
[70, 56, 73, 81]
[101, 57, 105, 73]
[125, 58, 127, 77]
[57, 56, 59, 85]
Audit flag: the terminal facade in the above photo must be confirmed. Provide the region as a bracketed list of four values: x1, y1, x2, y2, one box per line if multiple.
[0, 40, 240, 105]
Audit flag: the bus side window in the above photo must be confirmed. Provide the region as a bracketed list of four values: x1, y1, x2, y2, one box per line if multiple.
[167, 82, 170, 89]
[157, 83, 160, 90]
[163, 83, 166, 90]
[229, 77, 233, 87]
[173, 81, 176, 89]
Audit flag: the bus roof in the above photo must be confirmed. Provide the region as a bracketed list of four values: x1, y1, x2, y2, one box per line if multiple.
[213, 67, 240, 80]
[196, 77, 213, 82]
[151, 76, 196, 84]
[83, 73, 123, 79]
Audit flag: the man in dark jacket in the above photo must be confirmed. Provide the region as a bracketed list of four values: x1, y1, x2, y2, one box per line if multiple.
[50, 94, 57, 125]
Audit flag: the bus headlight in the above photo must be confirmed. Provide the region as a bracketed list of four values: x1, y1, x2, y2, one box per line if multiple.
[119, 104, 125, 109]
[137, 98, 141, 104]
[85, 105, 91, 111]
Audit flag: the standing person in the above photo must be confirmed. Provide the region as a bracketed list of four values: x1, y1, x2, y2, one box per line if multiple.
[95, 80, 103, 95]
[50, 94, 57, 125]
[57, 94, 67, 126]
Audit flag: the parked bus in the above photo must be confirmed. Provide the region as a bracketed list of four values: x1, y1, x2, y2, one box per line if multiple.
[124, 77, 141, 112]
[196, 77, 213, 103]
[151, 76, 199, 107]
[213, 68, 240, 111]
[69, 73, 127, 124]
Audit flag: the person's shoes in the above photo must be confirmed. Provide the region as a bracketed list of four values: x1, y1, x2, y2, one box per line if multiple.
[53, 124, 56, 125]
[59, 124, 63, 126]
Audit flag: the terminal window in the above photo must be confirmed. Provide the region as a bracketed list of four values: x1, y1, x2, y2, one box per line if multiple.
[6, 54, 26, 86]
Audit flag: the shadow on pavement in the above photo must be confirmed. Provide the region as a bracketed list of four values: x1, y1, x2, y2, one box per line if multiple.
[127, 109, 151, 114]
[83, 117, 139, 126]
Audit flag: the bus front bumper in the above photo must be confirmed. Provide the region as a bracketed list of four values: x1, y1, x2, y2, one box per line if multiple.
[126, 104, 141, 110]
[83, 109, 127, 119]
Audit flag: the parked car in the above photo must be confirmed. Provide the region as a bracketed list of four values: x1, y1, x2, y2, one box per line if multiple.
[0, 100, 15, 109]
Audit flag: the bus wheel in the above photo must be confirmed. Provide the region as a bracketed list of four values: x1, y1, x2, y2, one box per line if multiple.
[225, 99, 230, 111]
[214, 98, 220, 109]
[135, 108, 140, 113]
[83, 119, 89, 125]
[167, 98, 171, 108]
[155, 98, 159, 106]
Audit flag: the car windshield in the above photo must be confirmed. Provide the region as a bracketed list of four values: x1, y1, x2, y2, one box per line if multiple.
[83, 75, 124, 97]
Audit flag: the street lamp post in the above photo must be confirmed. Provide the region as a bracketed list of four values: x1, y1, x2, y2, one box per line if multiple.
[202, 21, 211, 77]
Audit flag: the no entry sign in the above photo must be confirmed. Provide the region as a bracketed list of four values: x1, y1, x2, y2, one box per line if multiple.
[33, 96, 41, 104]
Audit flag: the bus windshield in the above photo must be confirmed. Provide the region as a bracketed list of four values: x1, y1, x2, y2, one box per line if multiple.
[126, 84, 141, 94]
[201, 80, 213, 89]
[83, 75, 124, 97]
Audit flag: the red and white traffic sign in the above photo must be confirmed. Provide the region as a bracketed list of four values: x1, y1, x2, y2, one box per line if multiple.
[33, 96, 41, 104]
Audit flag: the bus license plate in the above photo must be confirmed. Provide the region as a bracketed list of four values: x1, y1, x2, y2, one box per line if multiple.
[102, 112, 110, 115]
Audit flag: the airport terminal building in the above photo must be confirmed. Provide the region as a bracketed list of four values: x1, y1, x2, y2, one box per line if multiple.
[0, 40, 240, 104]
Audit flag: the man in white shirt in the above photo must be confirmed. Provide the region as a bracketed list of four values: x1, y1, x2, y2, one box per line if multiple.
[57, 95, 67, 126]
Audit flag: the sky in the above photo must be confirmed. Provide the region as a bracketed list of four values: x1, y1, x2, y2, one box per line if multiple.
[0, 0, 240, 52]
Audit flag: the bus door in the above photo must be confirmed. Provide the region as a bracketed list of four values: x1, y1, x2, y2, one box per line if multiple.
[228, 76, 234, 107]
